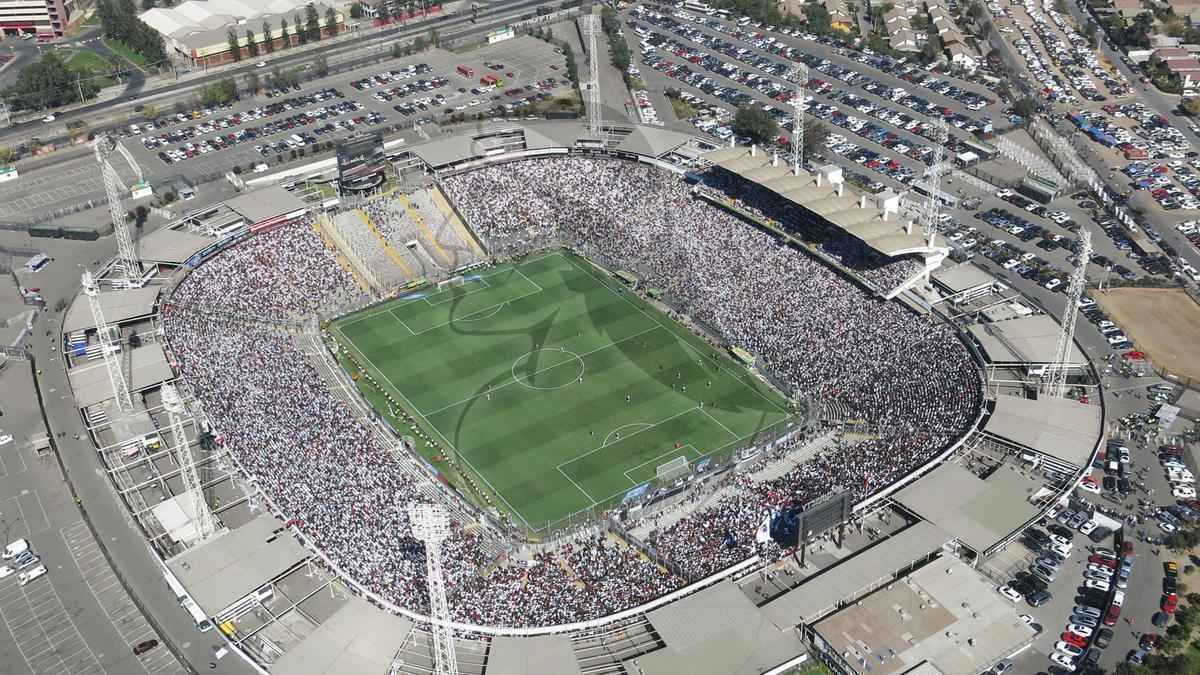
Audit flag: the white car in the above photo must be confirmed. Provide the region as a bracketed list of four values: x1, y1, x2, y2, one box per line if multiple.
[1019, 614, 1035, 625]
[998, 585, 1023, 603]
[1050, 652, 1077, 671]
[1079, 482, 1101, 496]
[1066, 624, 1094, 638]
[0, 566, 12, 579]
[1049, 534, 1072, 548]
[1047, 542, 1073, 559]
[0, 434, 11, 446]
[1055, 642, 1084, 657]
[1079, 520, 1098, 534]
[17, 564, 45, 586]
[1173, 485, 1197, 499]
[1160, 521, 1178, 534]
[1085, 579, 1111, 592]
[42, 114, 56, 123]
[1113, 590, 1125, 607]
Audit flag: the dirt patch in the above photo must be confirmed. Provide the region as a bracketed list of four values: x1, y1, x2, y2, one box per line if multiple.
[1094, 288, 1200, 383]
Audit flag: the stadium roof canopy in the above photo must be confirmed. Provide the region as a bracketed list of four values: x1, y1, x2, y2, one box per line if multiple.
[983, 394, 1102, 467]
[412, 135, 479, 168]
[812, 557, 1035, 675]
[224, 184, 308, 225]
[932, 263, 996, 297]
[967, 314, 1085, 366]
[615, 127, 695, 158]
[64, 285, 160, 334]
[488, 635, 581, 675]
[271, 597, 413, 675]
[628, 581, 805, 675]
[893, 462, 1040, 554]
[168, 513, 308, 615]
[139, 228, 216, 264]
[703, 146, 942, 257]
[762, 521, 951, 628]
[68, 344, 173, 408]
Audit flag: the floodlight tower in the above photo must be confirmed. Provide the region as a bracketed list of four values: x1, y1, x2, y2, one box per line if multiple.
[581, 14, 603, 139]
[162, 383, 217, 540]
[82, 270, 134, 413]
[407, 503, 459, 675]
[1042, 228, 1092, 399]
[787, 63, 808, 174]
[919, 118, 949, 247]
[94, 134, 148, 287]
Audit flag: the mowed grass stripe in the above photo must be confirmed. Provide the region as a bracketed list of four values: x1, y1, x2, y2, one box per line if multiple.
[334, 251, 791, 527]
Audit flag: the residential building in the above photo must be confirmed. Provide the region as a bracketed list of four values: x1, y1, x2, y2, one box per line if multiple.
[0, 0, 77, 40]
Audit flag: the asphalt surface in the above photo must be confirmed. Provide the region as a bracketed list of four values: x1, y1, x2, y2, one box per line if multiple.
[0, 38, 569, 221]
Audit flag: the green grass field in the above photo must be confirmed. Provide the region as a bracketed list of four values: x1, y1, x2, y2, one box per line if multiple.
[333, 251, 792, 530]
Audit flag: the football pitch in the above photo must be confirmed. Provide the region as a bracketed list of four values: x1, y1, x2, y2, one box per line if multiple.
[332, 251, 792, 530]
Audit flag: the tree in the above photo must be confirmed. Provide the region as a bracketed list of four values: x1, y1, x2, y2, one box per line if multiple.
[350, 2, 364, 19]
[325, 7, 338, 36]
[0, 52, 99, 111]
[295, 12, 307, 45]
[733, 105, 780, 145]
[305, 4, 321, 42]
[1084, 22, 1099, 49]
[200, 77, 238, 106]
[141, 0, 156, 9]
[280, 18, 290, 48]
[262, 20, 274, 53]
[1012, 96, 1039, 120]
[227, 29, 241, 62]
[314, 54, 328, 77]
[1054, 0, 1067, 13]
[246, 29, 258, 58]
[802, 119, 829, 159]
[1184, 97, 1200, 116]
[245, 72, 259, 95]
[967, 1, 984, 21]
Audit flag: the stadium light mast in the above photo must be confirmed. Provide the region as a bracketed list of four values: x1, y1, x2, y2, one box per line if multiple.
[82, 270, 134, 413]
[919, 118, 949, 248]
[94, 134, 149, 288]
[580, 14, 603, 141]
[408, 503, 459, 675]
[1042, 228, 1092, 399]
[162, 383, 218, 541]
[787, 63, 808, 175]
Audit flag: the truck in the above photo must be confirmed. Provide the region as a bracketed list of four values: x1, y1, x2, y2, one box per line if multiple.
[457, 64, 474, 78]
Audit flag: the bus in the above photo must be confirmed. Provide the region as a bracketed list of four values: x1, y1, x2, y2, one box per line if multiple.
[25, 253, 50, 273]
[181, 598, 214, 632]
[162, 568, 187, 603]
[457, 64, 474, 78]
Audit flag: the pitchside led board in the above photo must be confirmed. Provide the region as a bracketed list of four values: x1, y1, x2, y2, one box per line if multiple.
[336, 132, 386, 186]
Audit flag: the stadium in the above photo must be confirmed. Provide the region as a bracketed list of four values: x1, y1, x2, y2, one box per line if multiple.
[64, 122, 1105, 674]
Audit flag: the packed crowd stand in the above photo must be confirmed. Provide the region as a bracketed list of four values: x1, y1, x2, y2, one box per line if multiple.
[159, 157, 983, 628]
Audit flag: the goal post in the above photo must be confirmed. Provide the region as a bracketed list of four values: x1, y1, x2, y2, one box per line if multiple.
[656, 455, 690, 482]
[437, 275, 466, 291]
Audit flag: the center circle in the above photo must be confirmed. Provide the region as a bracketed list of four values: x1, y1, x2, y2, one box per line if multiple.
[511, 348, 585, 390]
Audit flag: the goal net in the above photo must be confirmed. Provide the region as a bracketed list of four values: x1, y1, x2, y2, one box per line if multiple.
[656, 455, 690, 482]
[437, 275, 466, 291]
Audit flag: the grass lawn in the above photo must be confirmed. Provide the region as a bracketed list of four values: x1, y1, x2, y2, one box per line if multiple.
[103, 38, 147, 69]
[332, 250, 792, 531]
[63, 50, 117, 89]
[668, 95, 697, 120]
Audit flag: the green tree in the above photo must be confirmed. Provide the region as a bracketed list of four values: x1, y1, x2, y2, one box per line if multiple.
[262, 21, 274, 53]
[967, 1, 984, 21]
[245, 29, 258, 57]
[1, 52, 99, 111]
[280, 18, 290, 48]
[305, 3, 321, 42]
[200, 77, 238, 106]
[227, 29, 241, 61]
[804, 3, 833, 35]
[803, 118, 830, 159]
[325, 7, 338, 36]
[350, 2, 364, 19]
[1012, 96, 1039, 120]
[245, 72, 259, 95]
[295, 12, 307, 44]
[1183, 97, 1200, 116]
[314, 54, 328, 77]
[733, 105, 780, 145]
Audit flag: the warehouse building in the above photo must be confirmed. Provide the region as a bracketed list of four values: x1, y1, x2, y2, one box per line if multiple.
[139, 0, 344, 68]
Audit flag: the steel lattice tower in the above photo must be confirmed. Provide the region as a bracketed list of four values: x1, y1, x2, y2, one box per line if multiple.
[788, 63, 808, 174]
[920, 119, 949, 247]
[581, 14, 603, 140]
[81, 270, 134, 413]
[94, 135, 146, 286]
[1042, 228, 1092, 399]
[162, 383, 217, 540]
[408, 503, 459, 675]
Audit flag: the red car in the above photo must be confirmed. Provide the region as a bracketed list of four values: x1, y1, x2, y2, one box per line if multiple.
[1089, 554, 1117, 568]
[1104, 604, 1122, 627]
[1162, 593, 1179, 613]
[1121, 540, 1135, 556]
[1140, 633, 1161, 652]
[1061, 632, 1089, 649]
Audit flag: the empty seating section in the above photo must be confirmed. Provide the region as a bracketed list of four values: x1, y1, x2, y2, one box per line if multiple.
[363, 196, 444, 275]
[331, 210, 410, 290]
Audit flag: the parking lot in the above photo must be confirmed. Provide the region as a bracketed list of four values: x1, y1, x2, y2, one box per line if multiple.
[0, 564, 104, 675]
[0, 37, 569, 221]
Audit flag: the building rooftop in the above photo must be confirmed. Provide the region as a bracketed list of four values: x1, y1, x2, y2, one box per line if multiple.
[761, 521, 952, 628]
[223, 184, 308, 225]
[812, 557, 1035, 675]
[967, 314, 1085, 366]
[270, 596, 413, 675]
[67, 343, 173, 408]
[932, 263, 995, 296]
[64, 285, 160, 334]
[983, 394, 1102, 468]
[168, 513, 309, 615]
[893, 462, 1041, 554]
[488, 635, 581, 675]
[139, 227, 216, 264]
